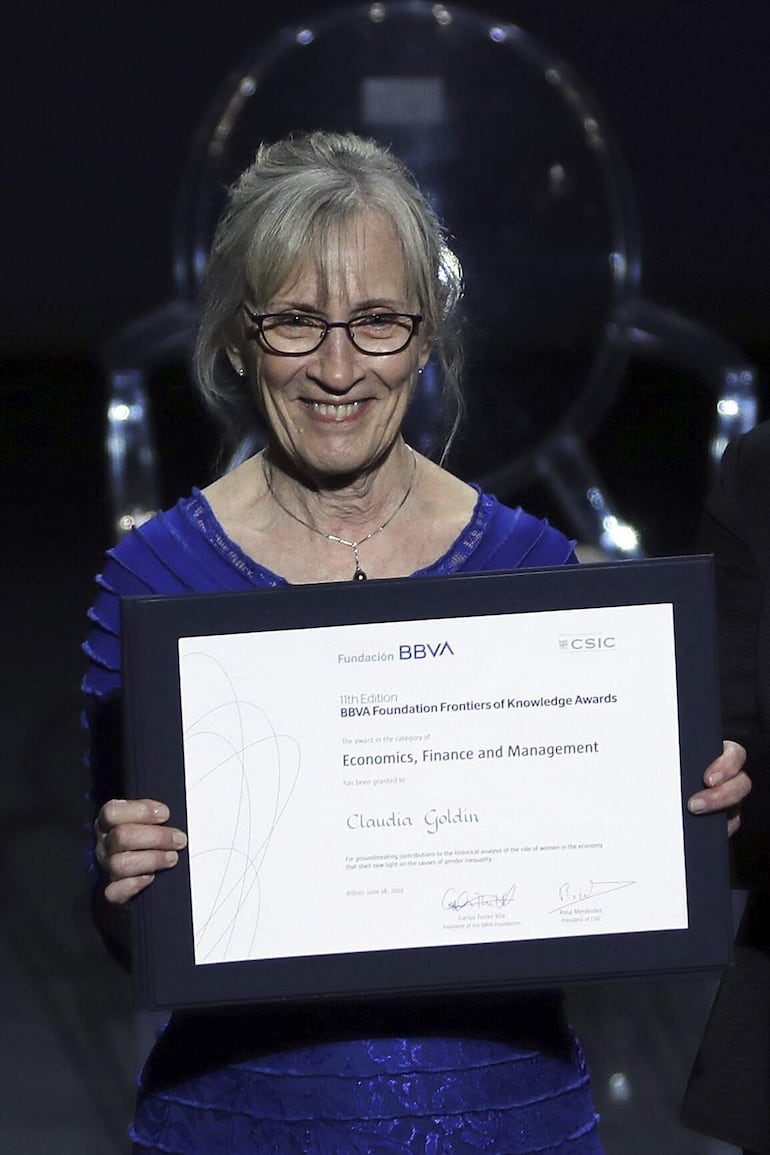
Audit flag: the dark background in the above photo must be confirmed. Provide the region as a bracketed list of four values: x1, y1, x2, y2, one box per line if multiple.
[6, 0, 770, 552]
[6, 0, 769, 353]
[2, 2, 768, 1151]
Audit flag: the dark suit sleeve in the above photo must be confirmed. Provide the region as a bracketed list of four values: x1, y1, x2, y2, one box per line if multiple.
[699, 425, 770, 888]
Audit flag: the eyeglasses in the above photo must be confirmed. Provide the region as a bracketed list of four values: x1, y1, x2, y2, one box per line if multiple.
[241, 305, 423, 356]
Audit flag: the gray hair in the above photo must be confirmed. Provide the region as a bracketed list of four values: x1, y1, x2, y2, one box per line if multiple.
[193, 131, 464, 467]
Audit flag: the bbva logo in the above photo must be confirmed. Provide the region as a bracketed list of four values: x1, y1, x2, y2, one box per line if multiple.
[398, 641, 455, 660]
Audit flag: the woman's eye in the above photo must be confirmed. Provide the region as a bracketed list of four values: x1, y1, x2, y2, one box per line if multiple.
[285, 315, 318, 329]
[354, 314, 403, 332]
[360, 314, 393, 327]
[265, 314, 320, 332]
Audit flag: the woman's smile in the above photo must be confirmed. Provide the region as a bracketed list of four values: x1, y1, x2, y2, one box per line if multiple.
[301, 398, 368, 422]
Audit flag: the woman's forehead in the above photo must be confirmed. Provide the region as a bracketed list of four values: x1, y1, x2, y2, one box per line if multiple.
[270, 212, 412, 306]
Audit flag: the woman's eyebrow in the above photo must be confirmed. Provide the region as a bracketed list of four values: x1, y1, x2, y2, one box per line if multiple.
[267, 297, 406, 314]
[265, 300, 326, 315]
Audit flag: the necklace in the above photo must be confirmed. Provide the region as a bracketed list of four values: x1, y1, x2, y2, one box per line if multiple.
[262, 448, 417, 581]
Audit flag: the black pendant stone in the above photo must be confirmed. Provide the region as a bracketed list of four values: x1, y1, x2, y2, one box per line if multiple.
[354, 569, 367, 581]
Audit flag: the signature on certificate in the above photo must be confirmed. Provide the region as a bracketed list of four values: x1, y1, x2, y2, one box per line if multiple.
[549, 880, 635, 914]
[442, 884, 517, 911]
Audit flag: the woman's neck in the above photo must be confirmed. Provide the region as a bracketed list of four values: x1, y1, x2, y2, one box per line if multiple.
[262, 440, 417, 540]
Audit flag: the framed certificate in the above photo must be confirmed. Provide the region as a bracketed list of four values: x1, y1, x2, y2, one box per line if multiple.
[121, 555, 732, 1010]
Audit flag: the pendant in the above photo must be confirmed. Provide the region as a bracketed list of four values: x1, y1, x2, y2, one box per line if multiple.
[354, 568, 367, 581]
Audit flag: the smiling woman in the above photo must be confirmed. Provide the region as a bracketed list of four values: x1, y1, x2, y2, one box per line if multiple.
[194, 132, 463, 469]
[192, 138, 475, 583]
[224, 211, 432, 540]
[82, 130, 748, 1155]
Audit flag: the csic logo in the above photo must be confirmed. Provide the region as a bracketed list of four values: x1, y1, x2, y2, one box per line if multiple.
[559, 635, 616, 652]
[399, 641, 455, 660]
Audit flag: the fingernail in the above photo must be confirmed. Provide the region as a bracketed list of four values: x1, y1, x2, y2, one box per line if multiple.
[707, 772, 723, 787]
[172, 831, 187, 849]
[164, 851, 179, 866]
[153, 804, 170, 821]
[688, 798, 706, 814]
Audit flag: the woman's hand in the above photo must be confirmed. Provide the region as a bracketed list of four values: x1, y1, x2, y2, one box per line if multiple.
[94, 798, 187, 904]
[687, 740, 750, 836]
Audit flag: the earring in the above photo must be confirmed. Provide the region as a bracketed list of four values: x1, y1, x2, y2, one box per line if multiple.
[237, 367, 245, 378]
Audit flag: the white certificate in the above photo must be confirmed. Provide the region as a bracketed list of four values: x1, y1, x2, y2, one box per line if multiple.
[178, 601, 687, 966]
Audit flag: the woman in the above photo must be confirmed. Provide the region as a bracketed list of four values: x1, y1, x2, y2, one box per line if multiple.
[682, 420, 770, 1155]
[85, 131, 748, 1154]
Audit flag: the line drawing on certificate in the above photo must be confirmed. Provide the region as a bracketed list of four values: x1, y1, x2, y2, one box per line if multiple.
[179, 651, 300, 964]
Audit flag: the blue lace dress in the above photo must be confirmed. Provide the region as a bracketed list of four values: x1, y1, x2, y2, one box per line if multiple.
[83, 486, 603, 1155]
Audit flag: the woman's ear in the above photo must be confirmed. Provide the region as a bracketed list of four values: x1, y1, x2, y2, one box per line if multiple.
[417, 332, 434, 371]
[225, 343, 245, 377]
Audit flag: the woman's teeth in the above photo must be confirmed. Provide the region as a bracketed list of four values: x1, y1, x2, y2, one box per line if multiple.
[307, 401, 363, 419]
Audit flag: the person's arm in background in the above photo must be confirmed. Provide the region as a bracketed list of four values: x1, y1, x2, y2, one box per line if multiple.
[699, 426, 770, 888]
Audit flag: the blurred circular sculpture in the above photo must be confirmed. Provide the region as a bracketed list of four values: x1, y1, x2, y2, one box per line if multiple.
[172, 1, 639, 482]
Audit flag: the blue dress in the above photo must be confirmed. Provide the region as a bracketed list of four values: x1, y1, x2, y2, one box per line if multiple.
[84, 486, 604, 1155]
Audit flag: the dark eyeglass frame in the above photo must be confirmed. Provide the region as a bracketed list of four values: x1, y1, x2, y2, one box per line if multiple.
[240, 304, 424, 356]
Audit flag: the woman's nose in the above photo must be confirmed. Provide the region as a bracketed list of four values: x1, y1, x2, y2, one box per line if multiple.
[308, 325, 363, 391]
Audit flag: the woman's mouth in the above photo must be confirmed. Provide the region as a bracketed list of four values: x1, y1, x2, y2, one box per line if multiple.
[303, 400, 366, 421]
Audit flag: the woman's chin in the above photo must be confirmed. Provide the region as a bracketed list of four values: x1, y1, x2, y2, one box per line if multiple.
[275, 437, 403, 487]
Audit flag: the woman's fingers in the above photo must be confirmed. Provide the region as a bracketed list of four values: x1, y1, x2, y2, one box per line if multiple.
[704, 740, 748, 789]
[94, 798, 187, 904]
[103, 872, 157, 905]
[95, 797, 171, 834]
[104, 843, 181, 878]
[687, 741, 750, 835]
